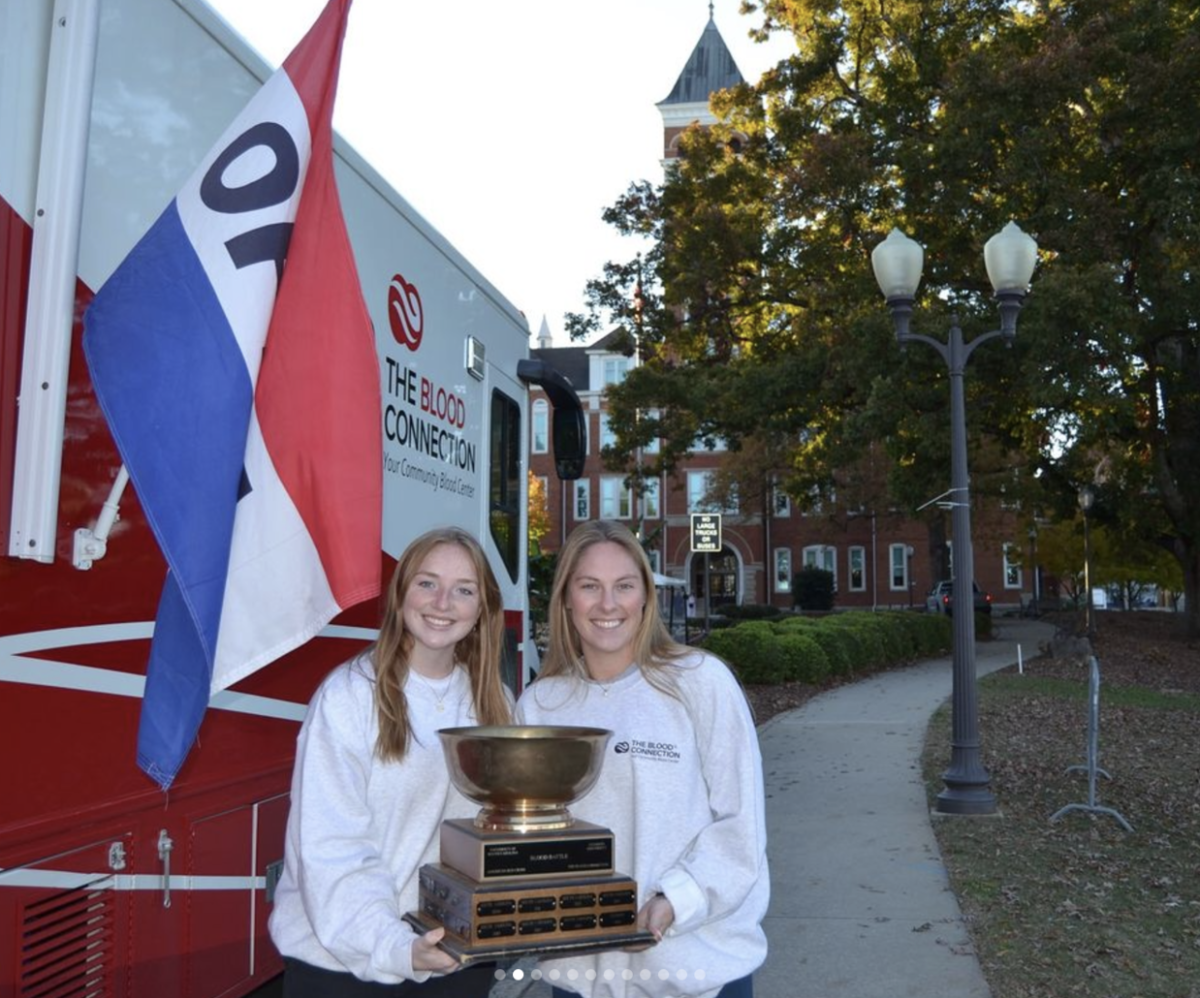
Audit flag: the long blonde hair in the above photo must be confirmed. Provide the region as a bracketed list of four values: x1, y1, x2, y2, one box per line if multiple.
[540, 520, 689, 693]
[372, 527, 511, 761]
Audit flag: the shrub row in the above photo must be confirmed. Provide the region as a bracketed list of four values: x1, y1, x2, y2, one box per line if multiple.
[702, 611, 955, 685]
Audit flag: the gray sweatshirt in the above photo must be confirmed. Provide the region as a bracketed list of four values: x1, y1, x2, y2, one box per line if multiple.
[268, 656, 477, 983]
[517, 651, 769, 998]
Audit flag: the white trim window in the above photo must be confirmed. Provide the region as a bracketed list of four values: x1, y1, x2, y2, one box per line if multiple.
[774, 548, 792, 593]
[773, 488, 791, 518]
[1003, 543, 1023, 589]
[642, 409, 660, 455]
[602, 356, 629, 386]
[642, 478, 660, 519]
[687, 470, 736, 514]
[848, 546, 866, 592]
[573, 479, 590, 521]
[889, 544, 910, 591]
[532, 399, 549, 454]
[600, 476, 633, 519]
[802, 545, 837, 589]
[600, 413, 617, 450]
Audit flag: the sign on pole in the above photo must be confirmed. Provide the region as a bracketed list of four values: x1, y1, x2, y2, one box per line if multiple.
[690, 513, 721, 553]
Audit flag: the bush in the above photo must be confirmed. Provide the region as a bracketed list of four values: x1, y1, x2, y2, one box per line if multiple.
[773, 617, 855, 677]
[775, 632, 831, 684]
[719, 603, 784, 621]
[703, 625, 788, 684]
[792, 566, 836, 611]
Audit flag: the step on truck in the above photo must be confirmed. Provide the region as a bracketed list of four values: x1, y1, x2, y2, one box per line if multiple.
[0, 1, 585, 994]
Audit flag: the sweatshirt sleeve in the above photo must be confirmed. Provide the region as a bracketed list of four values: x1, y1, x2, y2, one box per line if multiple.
[286, 669, 430, 983]
[657, 655, 769, 934]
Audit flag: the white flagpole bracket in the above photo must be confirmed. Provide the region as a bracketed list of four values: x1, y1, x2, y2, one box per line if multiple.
[73, 465, 130, 570]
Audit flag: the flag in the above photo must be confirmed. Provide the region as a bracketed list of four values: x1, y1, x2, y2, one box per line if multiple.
[83, 0, 381, 790]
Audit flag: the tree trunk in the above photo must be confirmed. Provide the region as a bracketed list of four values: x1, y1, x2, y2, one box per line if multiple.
[1176, 537, 1200, 641]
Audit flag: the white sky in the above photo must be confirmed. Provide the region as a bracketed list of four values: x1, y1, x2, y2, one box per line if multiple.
[204, 0, 796, 345]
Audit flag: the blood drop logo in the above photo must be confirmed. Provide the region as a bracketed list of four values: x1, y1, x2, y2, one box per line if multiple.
[388, 274, 423, 351]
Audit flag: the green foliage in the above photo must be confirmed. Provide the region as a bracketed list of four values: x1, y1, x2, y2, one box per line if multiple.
[775, 632, 831, 684]
[706, 609, 952, 685]
[703, 624, 787, 683]
[527, 544, 556, 627]
[792, 566, 835, 611]
[718, 602, 784, 620]
[571, 0, 1200, 638]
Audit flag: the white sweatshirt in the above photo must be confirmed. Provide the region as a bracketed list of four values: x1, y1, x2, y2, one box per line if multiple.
[516, 651, 769, 998]
[268, 656, 479, 983]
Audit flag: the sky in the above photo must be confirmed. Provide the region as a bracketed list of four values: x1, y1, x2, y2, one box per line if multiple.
[204, 0, 797, 346]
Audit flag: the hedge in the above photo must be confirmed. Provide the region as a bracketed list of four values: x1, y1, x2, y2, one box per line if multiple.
[705, 610, 953, 687]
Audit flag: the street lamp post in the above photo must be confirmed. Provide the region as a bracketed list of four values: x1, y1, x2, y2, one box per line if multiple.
[1078, 485, 1096, 638]
[872, 221, 1038, 816]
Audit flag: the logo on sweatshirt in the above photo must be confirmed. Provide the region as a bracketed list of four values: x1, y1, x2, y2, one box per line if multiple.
[615, 738, 680, 763]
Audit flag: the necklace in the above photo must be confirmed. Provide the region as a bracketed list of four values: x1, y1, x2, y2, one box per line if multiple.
[411, 669, 456, 713]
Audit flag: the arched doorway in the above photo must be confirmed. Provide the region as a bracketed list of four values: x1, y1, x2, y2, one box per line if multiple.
[690, 547, 741, 615]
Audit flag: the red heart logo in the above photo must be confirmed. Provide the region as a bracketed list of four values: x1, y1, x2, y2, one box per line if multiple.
[388, 275, 423, 351]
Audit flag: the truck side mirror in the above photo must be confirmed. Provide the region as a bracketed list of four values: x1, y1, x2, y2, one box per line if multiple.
[552, 406, 586, 481]
[517, 358, 588, 481]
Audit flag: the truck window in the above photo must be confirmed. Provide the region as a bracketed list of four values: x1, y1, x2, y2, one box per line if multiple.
[489, 389, 521, 582]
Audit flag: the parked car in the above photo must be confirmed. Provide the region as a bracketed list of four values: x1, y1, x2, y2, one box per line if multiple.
[926, 580, 993, 616]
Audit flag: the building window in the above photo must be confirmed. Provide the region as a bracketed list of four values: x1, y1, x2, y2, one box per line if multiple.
[574, 479, 590, 520]
[532, 399, 548, 454]
[647, 549, 661, 574]
[687, 470, 736, 514]
[694, 434, 728, 453]
[600, 477, 633, 519]
[602, 356, 629, 386]
[642, 478, 660, 519]
[643, 409, 660, 455]
[1004, 543, 1023, 589]
[774, 549, 792, 593]
[848, 547, 866, 592]
[600, 413, 617, 450]
[773, 488, 791, 518]
[890, 544, 910, 591]
[802, 545, 837, 589]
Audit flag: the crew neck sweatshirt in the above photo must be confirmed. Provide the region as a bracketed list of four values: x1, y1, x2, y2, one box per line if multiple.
[516, 650, 769, 998]
[268, 656, 478, 983]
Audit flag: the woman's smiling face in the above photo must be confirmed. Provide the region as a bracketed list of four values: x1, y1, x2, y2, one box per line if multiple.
[565, 540, 646, 676]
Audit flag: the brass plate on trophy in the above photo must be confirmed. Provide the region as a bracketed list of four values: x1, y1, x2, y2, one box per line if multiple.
[440, 817, 614, 882]
[417, 863, 649, 956]
[403, 910, 656, 966]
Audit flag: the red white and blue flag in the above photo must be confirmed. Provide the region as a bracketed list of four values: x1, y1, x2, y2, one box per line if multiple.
[83, 0, 381, 789]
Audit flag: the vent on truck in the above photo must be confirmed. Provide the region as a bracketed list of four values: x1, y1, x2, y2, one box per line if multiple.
[19, 876, 115, 997]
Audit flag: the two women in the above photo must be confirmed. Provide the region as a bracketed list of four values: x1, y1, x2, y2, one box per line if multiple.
[269, 527, 509, 997]
[518, 520, 769, 998]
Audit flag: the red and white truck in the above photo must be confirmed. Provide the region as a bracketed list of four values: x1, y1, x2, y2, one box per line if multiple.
[0, 1, 583, 994]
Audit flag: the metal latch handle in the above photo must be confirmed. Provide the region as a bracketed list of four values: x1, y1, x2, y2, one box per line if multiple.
[157, 829, 174, 908]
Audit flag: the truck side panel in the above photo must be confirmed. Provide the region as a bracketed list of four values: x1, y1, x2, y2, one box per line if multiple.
[0, 1, 536, 995]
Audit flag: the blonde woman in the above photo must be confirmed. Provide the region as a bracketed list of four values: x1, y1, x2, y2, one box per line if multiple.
[270, 527, 510, 997]
[518, 520, 769, 998]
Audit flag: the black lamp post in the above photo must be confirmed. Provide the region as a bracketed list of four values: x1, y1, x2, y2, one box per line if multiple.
[872, 221, 1038, 816]
[1078, 485, 1096, 638]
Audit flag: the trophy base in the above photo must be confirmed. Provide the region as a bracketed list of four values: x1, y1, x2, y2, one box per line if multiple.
[403, 910, 655, 966]
[440, 817, 614, 882]
[413, 863, 654, 962]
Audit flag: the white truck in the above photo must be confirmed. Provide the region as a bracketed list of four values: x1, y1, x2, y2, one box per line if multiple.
[0, 1, 583, 994]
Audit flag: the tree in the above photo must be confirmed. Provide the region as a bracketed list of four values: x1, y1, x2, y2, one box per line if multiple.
[569, 0, 1200, 637]
[527, 470, 551, 553]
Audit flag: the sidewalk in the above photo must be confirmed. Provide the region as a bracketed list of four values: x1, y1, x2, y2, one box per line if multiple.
[490, 617, 1055, 998]
[754, 617, 1054, 998]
